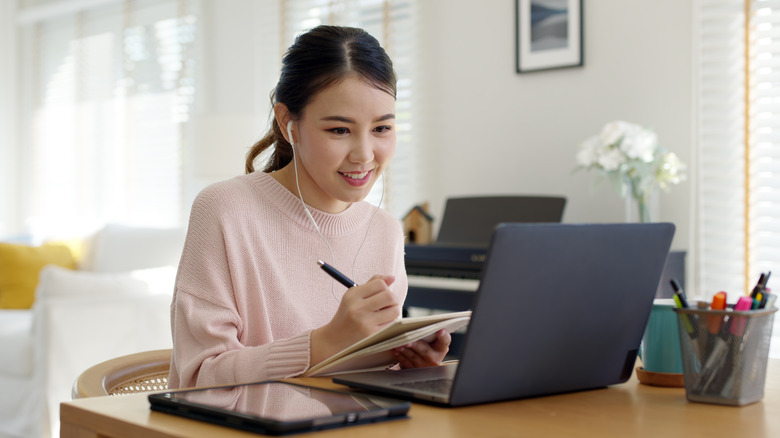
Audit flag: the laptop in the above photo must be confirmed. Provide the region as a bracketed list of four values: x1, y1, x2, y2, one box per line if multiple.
[334, 222, 675, 406]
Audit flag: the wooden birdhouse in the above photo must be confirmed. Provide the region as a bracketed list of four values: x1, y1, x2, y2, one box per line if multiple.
[402, 203, 434, 244]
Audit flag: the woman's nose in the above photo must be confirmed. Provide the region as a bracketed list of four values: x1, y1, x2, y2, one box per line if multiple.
[349, 135, 374, 163]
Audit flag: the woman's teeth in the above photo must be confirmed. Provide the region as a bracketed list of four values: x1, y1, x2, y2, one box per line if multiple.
[342, 171, 369, 179]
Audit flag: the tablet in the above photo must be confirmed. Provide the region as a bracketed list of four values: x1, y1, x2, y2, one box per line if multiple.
[148, 380, 410, 435]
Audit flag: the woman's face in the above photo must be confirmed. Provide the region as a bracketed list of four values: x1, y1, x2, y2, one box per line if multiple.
[285, 75, 396, 213]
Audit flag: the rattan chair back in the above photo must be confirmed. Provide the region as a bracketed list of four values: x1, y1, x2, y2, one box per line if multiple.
[72, 349, 172, 398]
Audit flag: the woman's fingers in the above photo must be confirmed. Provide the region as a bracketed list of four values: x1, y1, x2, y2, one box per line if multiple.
[393, 330, 451, 369]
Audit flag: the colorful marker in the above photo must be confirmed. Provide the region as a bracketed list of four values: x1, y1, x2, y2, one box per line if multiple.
[707, 291, 728, 334]
[730, 296, 754, 337]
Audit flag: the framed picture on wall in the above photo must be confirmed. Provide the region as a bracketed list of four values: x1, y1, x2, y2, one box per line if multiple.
[516, 0, 583, 73]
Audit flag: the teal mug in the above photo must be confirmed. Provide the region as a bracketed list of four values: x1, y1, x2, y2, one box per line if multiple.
[639, 298, 683, 374]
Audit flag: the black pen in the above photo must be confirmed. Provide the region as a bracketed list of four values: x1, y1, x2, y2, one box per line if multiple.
[317, 260, 357, 288]
[750, 273, 766, 298]
[670, 278, 702, 361]
[670, 278, 689, 307]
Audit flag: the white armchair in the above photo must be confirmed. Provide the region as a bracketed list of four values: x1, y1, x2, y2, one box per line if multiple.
[0, 224, 184, 438]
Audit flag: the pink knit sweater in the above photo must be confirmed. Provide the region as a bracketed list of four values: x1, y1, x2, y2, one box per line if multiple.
[168, 171, 407, 388]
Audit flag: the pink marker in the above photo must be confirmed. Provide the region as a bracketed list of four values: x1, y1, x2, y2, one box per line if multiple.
[730, 296, 754, 336]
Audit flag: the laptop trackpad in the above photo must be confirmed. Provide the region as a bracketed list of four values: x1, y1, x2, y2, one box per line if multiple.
[333, 363, 458, 401]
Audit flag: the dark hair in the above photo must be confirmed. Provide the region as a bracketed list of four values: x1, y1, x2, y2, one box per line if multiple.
[245, 25, 397, 174]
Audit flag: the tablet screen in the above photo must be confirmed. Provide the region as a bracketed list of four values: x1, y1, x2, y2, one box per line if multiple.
[148, 381, 410, 434]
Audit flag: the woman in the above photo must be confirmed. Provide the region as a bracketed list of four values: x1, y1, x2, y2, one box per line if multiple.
[168, 25, 450, 389]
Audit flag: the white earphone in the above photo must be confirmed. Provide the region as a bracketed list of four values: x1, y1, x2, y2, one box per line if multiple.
[287, 120, 321, 234]
[286, 120, 294, 146]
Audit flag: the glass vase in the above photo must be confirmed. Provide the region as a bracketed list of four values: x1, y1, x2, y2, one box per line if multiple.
[625, 189, 653, 223]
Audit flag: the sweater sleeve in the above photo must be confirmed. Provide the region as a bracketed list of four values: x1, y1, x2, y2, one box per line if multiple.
[169, 291, 311, 388]
[168, 183, 311, 389]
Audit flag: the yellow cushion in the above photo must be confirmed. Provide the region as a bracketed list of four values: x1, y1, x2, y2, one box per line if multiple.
[46, 237, 86, 265]
[0, 243, 76, 309]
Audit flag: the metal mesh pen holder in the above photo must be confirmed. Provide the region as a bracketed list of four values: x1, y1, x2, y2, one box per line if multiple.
[673, 306, 776, 406]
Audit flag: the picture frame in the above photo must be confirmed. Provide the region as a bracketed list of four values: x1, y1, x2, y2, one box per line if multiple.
[516, 0, 583, 73]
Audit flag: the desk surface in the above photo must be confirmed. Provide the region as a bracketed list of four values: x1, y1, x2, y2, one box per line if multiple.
[61, 359, 780, 438]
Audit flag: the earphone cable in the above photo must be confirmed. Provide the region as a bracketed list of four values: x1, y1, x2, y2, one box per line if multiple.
[351, 172, 384, 279]
[289, 121, 383, 304]
[292, 144, 339, 302]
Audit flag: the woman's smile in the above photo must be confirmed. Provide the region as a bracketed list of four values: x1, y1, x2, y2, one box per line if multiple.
[339, 169, 373, 186]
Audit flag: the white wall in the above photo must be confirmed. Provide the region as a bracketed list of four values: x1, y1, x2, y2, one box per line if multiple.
[416, 0, 692, 251]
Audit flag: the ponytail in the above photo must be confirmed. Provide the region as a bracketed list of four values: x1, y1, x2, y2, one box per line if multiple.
[245, 118, 293, 174]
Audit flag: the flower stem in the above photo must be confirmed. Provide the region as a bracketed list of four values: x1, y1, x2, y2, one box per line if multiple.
[637, 198, 651, 223]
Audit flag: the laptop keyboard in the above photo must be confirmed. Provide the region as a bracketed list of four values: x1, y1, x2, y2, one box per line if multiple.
[391, 378, 453, 394]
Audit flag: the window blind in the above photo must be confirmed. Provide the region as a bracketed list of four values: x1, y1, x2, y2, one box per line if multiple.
[695, 0, 747, 299]
[17, 0, 198, 238]
[0, 1, 18, 238]
[696, 0, 780, 354]
[748, 0, 780, 285]
[17, 0, 415, 238]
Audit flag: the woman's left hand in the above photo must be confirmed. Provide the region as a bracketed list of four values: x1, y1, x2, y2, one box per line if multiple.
[391, 329, 451, 369]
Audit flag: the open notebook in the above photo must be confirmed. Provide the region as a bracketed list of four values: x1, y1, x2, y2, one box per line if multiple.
[304, 311, 471, 376]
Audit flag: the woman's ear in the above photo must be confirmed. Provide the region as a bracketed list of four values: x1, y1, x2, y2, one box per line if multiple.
[273, 103, 293, 143]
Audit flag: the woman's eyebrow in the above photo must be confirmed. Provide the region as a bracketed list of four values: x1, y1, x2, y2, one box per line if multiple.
[321, 115, 354, 123]
[320, 114, 395, 123]
[375, 114, 395, 122]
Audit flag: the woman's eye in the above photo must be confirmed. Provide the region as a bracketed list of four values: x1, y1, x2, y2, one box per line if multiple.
[374, 125, 392, 133]
[329, 127, 349, 135]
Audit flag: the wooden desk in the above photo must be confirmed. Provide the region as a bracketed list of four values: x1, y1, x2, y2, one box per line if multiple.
[61, 359, 780, 438]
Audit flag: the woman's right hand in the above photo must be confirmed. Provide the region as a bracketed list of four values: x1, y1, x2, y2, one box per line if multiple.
[310, 275, 400, 366]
